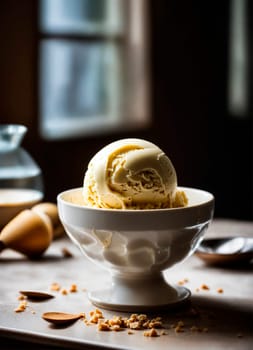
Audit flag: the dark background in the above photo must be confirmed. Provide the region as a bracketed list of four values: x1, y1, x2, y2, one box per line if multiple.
[0, 0, 252, 220]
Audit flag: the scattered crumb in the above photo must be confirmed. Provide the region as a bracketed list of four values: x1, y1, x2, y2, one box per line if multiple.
[17, 294, 27, 301]
[178, 280, 185, 286]
[98, 320, 111, 331]
[174, 321, 185, 333]
[195, 283, 225, 294]
[143, 328, 159, 337]
[108, 315, 124, 327]
[85, 309, 164, 334]
[50, 282, 61, 291]
[148, 318, 163, 329]
[62, 247, 73, 258]
[126, 314, 162, 330]
[200, 284, 210, 291]
[50, 282, 80, 294]
[14, 301, 28, 313]
[175, 326, 184, 333]
[178, 278, 189, 286]
[69, 284, 78, 293]
[111, 324, 123, 332]
[129, 321, 141, 330]
[89, 308, 104, 324]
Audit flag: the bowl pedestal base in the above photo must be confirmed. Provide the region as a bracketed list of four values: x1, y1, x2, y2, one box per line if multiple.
[88, 272, 191, 312]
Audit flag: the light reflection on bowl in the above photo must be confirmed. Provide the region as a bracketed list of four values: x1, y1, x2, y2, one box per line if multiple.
[57, 187, 214, 311]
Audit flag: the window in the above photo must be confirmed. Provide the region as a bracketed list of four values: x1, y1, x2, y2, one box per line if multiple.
[228, 0, 248, 118]
[39, 0, 150, 140]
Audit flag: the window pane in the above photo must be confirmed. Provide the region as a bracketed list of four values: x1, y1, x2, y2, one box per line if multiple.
[39, 40, 122, 139]
[228, 0, 248, 117]
[40, 0, 124, 35]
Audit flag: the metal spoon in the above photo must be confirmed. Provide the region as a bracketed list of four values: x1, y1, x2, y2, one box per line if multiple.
[19, 290, 55, 300]
[42, 312, 85, 325]
[195, 237, 253, 265]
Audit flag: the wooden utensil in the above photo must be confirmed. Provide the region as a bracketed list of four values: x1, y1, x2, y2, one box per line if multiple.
[42, 312, 85, 325]
[19, 290, 55, 300]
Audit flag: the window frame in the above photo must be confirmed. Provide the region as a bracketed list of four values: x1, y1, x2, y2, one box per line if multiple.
[38, 0, 150, 140]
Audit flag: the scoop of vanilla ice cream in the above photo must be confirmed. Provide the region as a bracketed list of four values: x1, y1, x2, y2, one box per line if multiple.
[83, 138, 188, 209]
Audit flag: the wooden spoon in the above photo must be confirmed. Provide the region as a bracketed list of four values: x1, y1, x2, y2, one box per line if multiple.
[42, 312, 85, 325]
[19, 290, 55, 300]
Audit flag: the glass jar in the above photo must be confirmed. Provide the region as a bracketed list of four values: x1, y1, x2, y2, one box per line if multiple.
[0, 124, 44, 227]
[0, 124, 44, 192]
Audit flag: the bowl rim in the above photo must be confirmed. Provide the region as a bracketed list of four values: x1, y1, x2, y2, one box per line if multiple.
[57, 187, 214, 213]
[57, 187, 214, 230]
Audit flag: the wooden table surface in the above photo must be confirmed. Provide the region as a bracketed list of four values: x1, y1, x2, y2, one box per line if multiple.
[0, 218, 252, 350]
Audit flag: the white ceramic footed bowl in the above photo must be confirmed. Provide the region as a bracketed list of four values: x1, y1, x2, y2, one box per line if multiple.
[57, 187, 214, 311]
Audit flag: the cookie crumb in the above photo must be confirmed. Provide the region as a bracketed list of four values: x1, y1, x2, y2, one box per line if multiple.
[69, 284, 78, 293]
[174, 321, 185, 333]
[62, 247, 73, 258]
[14, 301, 28, 313]
[98, 319, 110, 331]
[178, 278, 189, 286]
[50, 282, 61, 291]
[143, 328, 159, 337]
[89, 308, 104, 324]
[217, 288, 223, 294]
[200, 284, 210, 291]
[86, 309, 164, 334]
[111, 324, 123, 332]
